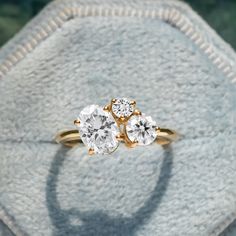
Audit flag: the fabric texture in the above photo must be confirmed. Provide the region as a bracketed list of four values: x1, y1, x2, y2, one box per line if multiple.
[0, 0, 236, 235]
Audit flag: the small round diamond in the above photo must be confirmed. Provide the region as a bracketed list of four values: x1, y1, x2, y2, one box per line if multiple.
[126, 115, 157, 145]
[112, 98, 134, 118]
[77, 105, 119, 154]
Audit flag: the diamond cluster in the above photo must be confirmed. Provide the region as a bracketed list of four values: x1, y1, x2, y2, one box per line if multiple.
[76, 98, 158, 154]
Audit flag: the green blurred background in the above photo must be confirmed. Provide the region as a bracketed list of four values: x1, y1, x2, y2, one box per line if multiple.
[0, 0, 235, 49]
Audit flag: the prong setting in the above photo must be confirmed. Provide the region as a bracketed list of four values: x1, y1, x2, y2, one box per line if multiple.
[74, 119, 81, 126]
[133, 109, 142, 116]
[103, 105, 110, 112]
[155, 127, 161, 133]
[88, 148, 95, 155]
[126, 140, 138, 148]
[116, 133, 124, 141]
[130, 100, 136, 106]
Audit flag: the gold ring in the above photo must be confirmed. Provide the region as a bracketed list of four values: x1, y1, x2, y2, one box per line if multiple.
[55, 98, 178, 155]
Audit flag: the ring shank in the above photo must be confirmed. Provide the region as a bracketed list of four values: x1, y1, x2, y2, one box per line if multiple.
[55, 128, 178, 147]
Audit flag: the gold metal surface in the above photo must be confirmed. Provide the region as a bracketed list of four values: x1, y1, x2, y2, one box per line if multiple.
[88, 148, 95, 155]
[74, 119, 80, 126]
[103, 105, 110, 112]
[133, 109, 141, 116]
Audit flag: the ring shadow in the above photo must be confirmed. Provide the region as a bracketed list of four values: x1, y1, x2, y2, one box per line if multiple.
[46, 146, 173, 236]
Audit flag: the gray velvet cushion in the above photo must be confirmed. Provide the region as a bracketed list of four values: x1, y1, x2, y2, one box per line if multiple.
[0, 0, 236, 235]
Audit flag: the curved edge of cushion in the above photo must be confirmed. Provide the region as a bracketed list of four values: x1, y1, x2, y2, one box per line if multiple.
[0, 0, 236, 82]
[0, 220, 15, 236]
[0, 206, 27, 236]
[0, 0, 236, 235]
[220, 219, 236, 236]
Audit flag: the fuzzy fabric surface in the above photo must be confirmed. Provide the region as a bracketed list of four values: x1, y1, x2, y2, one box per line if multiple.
[0, 0, 236, 235]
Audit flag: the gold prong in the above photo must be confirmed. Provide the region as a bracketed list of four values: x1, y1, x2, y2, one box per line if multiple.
[103, 105, 110, 112]
[74, 119, 81, 126]
[133, 140, 139, 145]
[88, 148, 95, 155]
[155, 127, 161, 132]
[128, 140, 138, 148]
[111, 98, 117, 103]
[130, 100, 136, 106]
[120, 116, 126, 122]
[133, 109, 141, 116]
[116, 133, 124, 141]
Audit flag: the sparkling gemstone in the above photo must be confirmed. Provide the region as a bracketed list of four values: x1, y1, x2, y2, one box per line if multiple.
[77, 105, 119, 154]
[126, 115, 157, 145]
[112, 98, 134, 118]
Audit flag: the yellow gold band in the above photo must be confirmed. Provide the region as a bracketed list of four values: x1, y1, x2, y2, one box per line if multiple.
[55, 128, 178, 148]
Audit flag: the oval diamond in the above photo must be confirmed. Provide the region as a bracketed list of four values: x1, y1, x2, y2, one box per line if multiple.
[126, 115, 157, 145]
[77, 105, 119, 154]
[112, 98, 134, 118]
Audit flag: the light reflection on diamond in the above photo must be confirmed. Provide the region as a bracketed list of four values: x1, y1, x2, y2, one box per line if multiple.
[112, 98, 134, 118]
[77, 105, 119, 154]
[126, 115, 157, 145]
